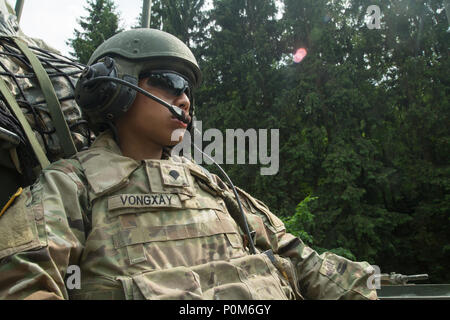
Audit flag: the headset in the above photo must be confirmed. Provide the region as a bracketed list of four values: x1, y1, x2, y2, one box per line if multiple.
[74, 57, 256, 255]
[74, 56, 191, 131]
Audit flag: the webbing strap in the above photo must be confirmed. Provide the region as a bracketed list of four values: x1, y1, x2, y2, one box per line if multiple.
[0, 77, 50, 169]
[13, 37, 77, 158]
[112, 219, 238, 248]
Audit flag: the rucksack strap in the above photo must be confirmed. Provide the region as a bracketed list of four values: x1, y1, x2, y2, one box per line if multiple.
[0, 76, 50, 170]
[13, 37, 77, 158]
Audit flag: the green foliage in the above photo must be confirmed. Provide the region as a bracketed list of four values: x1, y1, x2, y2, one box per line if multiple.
[281, 196, 317, 245]
[136, 0, 208, 47]
[120, 0, 450, 282]
[274, 0, 448, 282]
[281, 196, 357, 261]
[67, 0, 122, 64]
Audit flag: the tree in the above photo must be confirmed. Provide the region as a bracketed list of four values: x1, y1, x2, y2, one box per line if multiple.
[122, 0, 450, 282]
[67, 0, 122, 64]
[195, 0, 449, 282]
[278, 0, 450, 282]
[195, 0, 286, 209]
[133, 0, 208, 50]
[131, 0, 164, 29]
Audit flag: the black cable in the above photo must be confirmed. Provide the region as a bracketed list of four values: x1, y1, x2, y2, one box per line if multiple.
[0, 40, 33, 70]
[0, 60, 28, 101]
[0, 39, 93, 159]
[0, 103, 38, 184]
[28, 45, 86, 69]
[0, 71, 83, 79]
[191, 128, 256, 255]
[39, 57, 79, 91]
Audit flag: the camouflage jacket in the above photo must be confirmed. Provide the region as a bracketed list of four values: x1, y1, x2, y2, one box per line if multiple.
[0, 131, 378, 300]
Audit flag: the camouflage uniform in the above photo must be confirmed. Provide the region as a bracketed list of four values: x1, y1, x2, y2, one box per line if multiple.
[0, 131, 378, 300]
[0, 19, 90, 162]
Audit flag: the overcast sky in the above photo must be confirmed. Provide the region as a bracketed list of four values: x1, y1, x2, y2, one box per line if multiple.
[12, 0, 142, 57]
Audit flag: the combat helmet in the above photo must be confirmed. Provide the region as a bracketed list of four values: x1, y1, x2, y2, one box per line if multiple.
[75, 28, 201, 133]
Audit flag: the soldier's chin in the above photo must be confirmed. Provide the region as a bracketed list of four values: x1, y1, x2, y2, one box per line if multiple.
[169, 128, 186, 145]
[167, 139, 183, 147]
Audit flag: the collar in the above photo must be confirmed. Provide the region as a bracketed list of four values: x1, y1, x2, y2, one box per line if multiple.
[76, 131, 204, 196]
[76, 131, 140, 196]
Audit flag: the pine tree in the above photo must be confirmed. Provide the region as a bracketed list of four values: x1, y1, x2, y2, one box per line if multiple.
[190, 0, 291, 223]
[133, 0, 207, 46]
[132, 0, 164, 29]
[67, 0, 122, 64]
[278, 0, 450, 281]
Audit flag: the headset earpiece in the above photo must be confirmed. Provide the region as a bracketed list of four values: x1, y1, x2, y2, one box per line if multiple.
[76, 57, 118, 109]
[75, 57, 137, 132]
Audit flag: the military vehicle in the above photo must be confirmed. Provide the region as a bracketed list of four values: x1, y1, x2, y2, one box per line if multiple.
[376, 273, 450, 300]
[0, 0, 448, 300]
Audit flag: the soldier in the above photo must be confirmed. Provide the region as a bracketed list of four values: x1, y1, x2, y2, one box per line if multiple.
[0, 28, 378, 300]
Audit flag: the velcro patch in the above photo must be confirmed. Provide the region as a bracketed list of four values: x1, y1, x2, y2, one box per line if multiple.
[108, 193, 182, 211]
[160, 163, 189, 187]
[0, 190, 41, 259]
[320, 254, 337, 278]
[0, 187, 23, 218]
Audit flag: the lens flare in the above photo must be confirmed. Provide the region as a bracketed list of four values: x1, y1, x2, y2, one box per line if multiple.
[294, 48, 307, 63]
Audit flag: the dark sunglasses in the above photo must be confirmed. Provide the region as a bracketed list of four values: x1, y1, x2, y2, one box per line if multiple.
[142, 71, 191, 98]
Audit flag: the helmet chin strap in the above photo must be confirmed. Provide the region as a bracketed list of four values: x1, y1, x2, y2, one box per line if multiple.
[83, 76, 191, 124]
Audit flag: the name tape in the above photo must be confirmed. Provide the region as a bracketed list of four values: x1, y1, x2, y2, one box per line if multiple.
[108, 193, 182, 211]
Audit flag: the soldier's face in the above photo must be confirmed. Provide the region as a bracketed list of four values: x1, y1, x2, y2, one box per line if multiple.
[116, 77, 191, 151]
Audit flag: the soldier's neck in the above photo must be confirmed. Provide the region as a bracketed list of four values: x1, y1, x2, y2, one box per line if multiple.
[117, 133, 163, 160]
[120, 143, 163, 161]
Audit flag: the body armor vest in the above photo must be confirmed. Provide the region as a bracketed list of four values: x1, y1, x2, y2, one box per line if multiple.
[69, 139, 297, 300]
